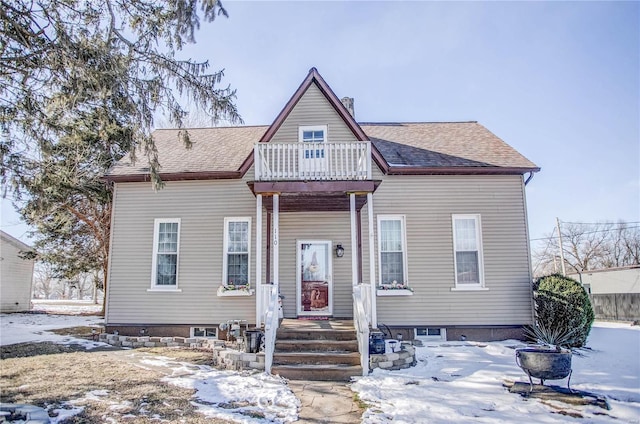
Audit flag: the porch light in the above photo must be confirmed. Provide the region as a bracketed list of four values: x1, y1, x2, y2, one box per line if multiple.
[335, 244, 345, 258]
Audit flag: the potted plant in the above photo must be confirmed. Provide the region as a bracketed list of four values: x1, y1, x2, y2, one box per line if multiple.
[515, 274, 595, 392]
[516, 324, 576, 392]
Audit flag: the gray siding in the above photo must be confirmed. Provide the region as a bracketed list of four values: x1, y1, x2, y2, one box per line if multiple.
[370, 171, 534, 327]
[0, 235, 34, 312]
[271, 83, 359, 144]
[106, 178, 258, 325]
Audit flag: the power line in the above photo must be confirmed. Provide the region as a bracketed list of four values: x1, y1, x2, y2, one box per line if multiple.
[530, 225, 640, 242]
[560, 220, 640, 225]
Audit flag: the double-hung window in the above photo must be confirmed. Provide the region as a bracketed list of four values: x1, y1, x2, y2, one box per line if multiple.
[151, 218, 181, 289]
[452, 214, 484, 288]
[299, 125, 327, 159]
[377, 215, 407, 285]
[223, 217, 251, 286]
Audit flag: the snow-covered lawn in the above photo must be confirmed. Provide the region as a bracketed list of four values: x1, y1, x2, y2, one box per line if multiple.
[351, 322, 640, 423]
[2, 303, 638, 423]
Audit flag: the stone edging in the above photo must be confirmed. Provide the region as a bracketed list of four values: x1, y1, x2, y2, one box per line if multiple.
[370, 344, 416, 370]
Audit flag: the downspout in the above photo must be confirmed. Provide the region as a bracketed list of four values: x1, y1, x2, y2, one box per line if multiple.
[524, 172, 535, 186]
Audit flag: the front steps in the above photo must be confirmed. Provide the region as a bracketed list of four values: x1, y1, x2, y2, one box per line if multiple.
[271, 319, 363, 381]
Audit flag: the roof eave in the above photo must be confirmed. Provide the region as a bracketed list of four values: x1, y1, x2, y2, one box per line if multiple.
[385, 166, 541, 175]
[105, 171, 242, 183]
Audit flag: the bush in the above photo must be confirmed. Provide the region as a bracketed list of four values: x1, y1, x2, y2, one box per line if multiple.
[532, 274, 595, 348]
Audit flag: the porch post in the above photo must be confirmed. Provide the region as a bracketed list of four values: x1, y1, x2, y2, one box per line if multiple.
[350, 193, 358, 286]
[273, 194, 280, 286]
[255, 194, 263, 325]
[367, 192, 377, 327]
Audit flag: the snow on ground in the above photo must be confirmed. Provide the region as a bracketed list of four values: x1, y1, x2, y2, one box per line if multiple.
[0, 311, 106, 348]
[3, 304, 638, 423]
[31, 299, 103, 315]
[351, 322, 640, 424]
[142, 356, 300, 423]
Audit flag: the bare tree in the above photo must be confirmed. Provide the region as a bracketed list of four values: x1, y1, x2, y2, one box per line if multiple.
[532, 220, 640, 278]
[32, 262, 56, 299]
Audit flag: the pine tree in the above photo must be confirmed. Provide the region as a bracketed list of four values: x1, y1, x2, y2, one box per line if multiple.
[1, 0, 241, 312]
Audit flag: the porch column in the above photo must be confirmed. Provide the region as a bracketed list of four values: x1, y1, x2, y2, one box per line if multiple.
[255, 194, 263, 325]
[350, 193, 358, 286]
[367, 192, 377, 327]
[273, 194, 280, 286]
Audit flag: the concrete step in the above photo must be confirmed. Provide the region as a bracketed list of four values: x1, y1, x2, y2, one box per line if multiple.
[273, 351, 361, 366]
[276, 328, 357, 341]
[271, 364, 363, 382]
[275, 339, 359, 353]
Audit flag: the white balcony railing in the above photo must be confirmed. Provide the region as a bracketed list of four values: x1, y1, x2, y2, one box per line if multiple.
[255, 141, 372, 181]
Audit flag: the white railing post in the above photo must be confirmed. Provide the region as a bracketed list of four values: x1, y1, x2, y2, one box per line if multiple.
[254, 144, 262, 181]
[264, 285, 279, 374]
[256, 194, 263, 325]
[353, 285, 370, 376]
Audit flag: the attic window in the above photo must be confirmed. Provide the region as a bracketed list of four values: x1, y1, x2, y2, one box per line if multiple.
[299, 125, 327, 143]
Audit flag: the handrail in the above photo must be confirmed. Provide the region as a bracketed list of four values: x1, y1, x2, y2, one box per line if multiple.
[255, 141, 371, 181]
[353, 284, 370, 376]
[263, 285, 279, 374]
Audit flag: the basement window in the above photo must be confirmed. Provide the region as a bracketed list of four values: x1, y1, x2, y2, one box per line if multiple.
[191, 327, 218, 338]
[415, 327, 446, 341]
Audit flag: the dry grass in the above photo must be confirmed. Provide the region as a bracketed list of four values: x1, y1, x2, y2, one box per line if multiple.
[0, 345, 231, 423]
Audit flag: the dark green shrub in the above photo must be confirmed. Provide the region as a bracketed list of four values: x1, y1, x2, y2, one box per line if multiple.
[532, 274, 595, 348]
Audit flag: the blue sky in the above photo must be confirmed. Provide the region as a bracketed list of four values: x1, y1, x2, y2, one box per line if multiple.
[1, 0, 638, 246]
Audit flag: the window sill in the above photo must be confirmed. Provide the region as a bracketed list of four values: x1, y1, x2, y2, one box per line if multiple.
[217, 288, 255, 297]
[147, 288, 182, 292]
[450, 287, 489, 292]
[377, 289, 414, 296]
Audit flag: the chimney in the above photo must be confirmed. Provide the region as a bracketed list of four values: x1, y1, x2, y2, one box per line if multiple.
[341, 97, 355, 117]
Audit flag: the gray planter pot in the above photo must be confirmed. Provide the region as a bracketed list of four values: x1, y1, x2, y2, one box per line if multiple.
[515, 347, 573, 392]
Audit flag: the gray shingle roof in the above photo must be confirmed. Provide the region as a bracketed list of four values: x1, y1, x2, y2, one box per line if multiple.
[107, 122, 538, 177]
[361, 122, 537, 169]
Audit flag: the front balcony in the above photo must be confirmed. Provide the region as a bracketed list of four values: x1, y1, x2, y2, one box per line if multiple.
[255, 141, 372, 181]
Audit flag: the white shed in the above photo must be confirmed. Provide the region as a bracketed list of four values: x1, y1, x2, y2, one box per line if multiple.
[0, 230, 35, 312]
[569, 265, 640, 294]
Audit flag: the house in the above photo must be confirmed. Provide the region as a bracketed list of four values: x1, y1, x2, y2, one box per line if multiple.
[105, 68, 540, 344]
[0, 230, 35, 312]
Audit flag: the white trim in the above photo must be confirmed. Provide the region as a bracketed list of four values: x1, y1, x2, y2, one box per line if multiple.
[147, 288, 182, 292]
[415, 327, 447, 341]
[350, 193, 358, 286]
[255, 194, 263, 325]
[367, 193, 377, 327]
[376, 289, 413, 296]
[217, 288, 255, 297]
[376, 215, 409, 287]
[452, 214, 485, 288]
[151, 218, 181, 289]
[298, 125, 328, 142]
[296, 240, 333, 316]
[222, 217, 252, 287]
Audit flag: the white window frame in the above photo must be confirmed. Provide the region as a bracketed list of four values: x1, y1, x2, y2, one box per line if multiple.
[222, 217, 252, 287]
[415, 327, 447, 341]
[298, 125, 328, 143]
[451, 214, 486, 290]
[150, 218, 182, 291]
[377, 215, 408, 287]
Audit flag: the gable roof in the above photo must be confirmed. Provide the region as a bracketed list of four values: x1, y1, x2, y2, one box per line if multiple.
[0, 230, 33, 253]
[106, 121, 539, 181]
[106, 68, 538, 182]
[259, 67, 368, 143]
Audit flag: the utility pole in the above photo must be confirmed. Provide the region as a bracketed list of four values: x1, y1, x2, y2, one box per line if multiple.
[556, 217, 566, 276]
